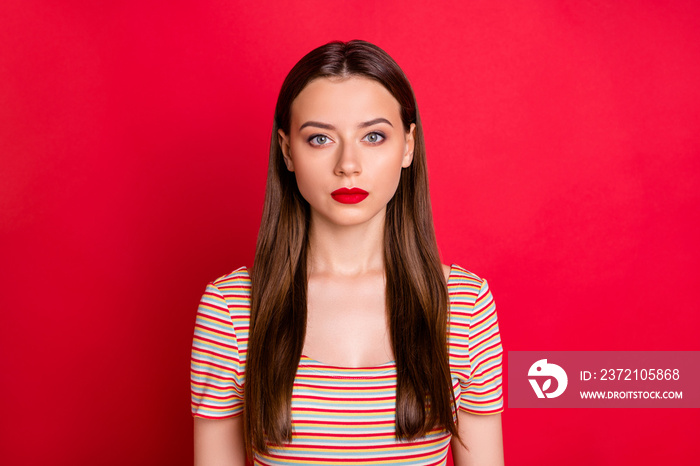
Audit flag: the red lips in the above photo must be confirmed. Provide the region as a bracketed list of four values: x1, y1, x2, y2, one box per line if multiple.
[331, 187, 369, 204]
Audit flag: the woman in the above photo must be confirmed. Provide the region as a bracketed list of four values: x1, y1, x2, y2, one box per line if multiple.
[191, 40, 504, 465]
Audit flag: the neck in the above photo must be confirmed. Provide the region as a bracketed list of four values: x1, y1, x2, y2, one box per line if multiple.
[307, 210, 385, 276]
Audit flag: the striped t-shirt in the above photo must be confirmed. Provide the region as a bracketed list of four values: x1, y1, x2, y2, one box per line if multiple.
[190, 264, 503, 465]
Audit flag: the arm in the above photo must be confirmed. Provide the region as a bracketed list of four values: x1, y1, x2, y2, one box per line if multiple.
[191, 275, 249, 465]
[448, 272, 504, 465]
[194, 416, 247, 466]
[451, 411, 504, 466]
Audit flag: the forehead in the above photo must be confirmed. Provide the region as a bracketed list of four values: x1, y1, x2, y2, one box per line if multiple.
[290, 76, 402, 127]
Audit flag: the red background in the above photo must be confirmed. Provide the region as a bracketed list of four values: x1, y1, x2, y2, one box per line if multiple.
[1, 1, 699, 464]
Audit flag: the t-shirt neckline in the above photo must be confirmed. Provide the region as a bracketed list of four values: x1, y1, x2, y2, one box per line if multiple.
[298, 264, 457, 370]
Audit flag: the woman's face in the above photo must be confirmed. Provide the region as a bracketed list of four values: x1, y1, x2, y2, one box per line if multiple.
[278, 76, 415, 229]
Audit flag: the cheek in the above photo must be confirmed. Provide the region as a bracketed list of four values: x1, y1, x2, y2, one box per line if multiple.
[292, 161, 324, 198]
[372, 151, 406, 186]
[384, 167, 404, 196]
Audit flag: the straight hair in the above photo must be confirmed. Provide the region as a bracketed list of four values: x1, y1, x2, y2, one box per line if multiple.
[244, 40, 457, 456]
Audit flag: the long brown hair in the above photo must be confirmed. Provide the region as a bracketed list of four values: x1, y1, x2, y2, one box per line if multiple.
[244, 40, 456, 455]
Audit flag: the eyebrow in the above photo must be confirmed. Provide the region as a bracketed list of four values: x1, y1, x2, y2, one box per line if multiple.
[299, 118, 393, 131]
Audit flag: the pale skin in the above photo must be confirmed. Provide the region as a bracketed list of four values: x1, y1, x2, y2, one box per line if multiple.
[194, 76, 503, 465]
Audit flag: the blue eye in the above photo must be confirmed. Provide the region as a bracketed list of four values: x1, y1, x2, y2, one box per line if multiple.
[309, 134, 330, 146]
[364, 132, 385, 144]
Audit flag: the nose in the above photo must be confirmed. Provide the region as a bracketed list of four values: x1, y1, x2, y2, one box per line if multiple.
[334, 142, 361, 177]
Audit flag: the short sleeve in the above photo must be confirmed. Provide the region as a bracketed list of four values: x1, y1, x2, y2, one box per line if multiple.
[190, 282, 244, 418]
[449, 272, 504, 414]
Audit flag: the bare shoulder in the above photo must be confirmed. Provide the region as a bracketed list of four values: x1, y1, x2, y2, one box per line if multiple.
[441, 263, 452, 282]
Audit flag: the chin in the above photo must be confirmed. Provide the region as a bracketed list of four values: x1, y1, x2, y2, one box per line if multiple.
[314, 209, 386, 229]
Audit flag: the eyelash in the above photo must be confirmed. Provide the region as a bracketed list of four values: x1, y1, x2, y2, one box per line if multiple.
[307, 132, 386, 147]
[308, 134, 331, 146]
[363, 131, 386, 145]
